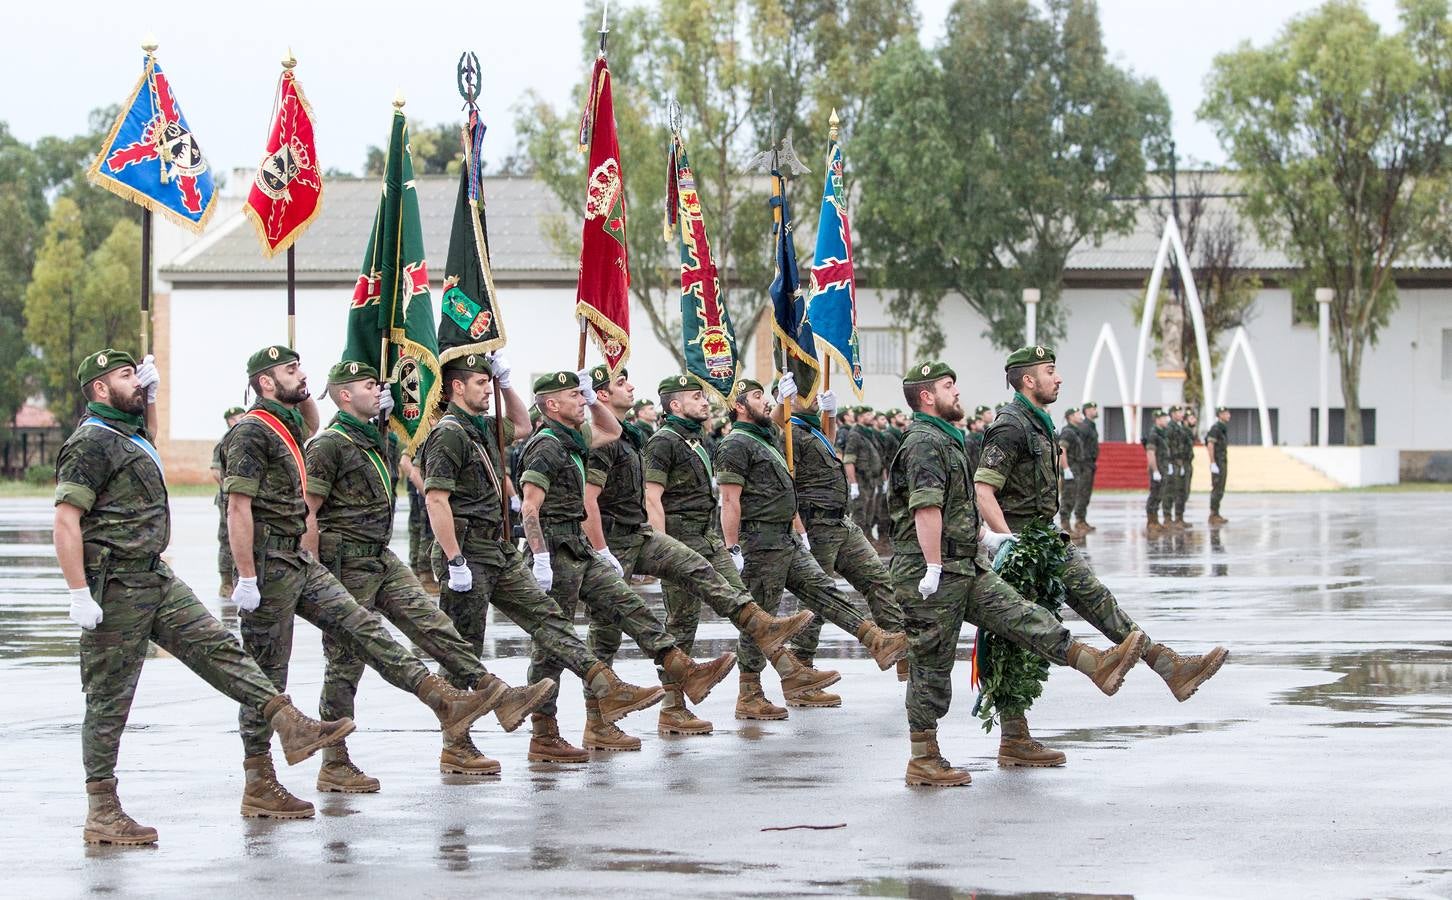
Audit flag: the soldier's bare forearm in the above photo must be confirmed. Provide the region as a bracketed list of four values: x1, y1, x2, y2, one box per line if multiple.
[719, 483, 743, 547]
[586, 400, 622, 447]
[299, 397, 320, 438]
[583, 484, 608, 551]
[502, 384, 531, 437]
[913, 506, 943, 565]
[426, 490, 461, 559]
[645, 484, 666, 532]
[974, 482, 1011, 534]
[53, 504, 88, 590]
[521, 484, 547, 552]
[227, 494, 257, 578]
[302, 494, 323, 556]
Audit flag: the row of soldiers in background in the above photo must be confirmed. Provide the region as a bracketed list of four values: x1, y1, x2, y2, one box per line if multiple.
[1142, 404, 1233, 534]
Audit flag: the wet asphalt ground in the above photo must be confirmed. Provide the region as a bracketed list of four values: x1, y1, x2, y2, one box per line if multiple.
[1, 492, 1450, 899]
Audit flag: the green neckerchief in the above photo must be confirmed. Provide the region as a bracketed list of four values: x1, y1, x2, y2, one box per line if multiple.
[539, 415, 588, 484]
[913, 411, 965, 449]
[663, 413, 713, 478]
[86, 401, 145, 434]
[618, 416, 646, 450]
[257, 397, 306, 438]
[328, 413, 391, 495]
[445, 401, 490, 438]
[732, 420, 790, 471]
[793, 411, 822, 431]
[1013, 391, 1056, 440]
[334, 410, 384, 449]
[664, 413, 704, 435]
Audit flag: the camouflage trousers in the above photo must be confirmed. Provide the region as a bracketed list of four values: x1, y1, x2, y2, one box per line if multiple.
[1059, 474, 1078, 525]
[1176, 462, 1193, 517]
[589, 525, 751, 677]
[216, 499, 233, 587]
[407, 482, 434, 574]
[80, 563, 276, 780]
[790, 516, 904, 663]
[1210, 462, 1227, 514]
[853, 476, 882, 536]
[1146, 473, 1165, 516]
[239, 550, 431, 758]
[652, 520, 750, 656]
[431, 537, 600, 691]
[1161, 469, 1184, 517]
[320, 546, 488, 722]
[1060, 541, 1142, 643]
[1072, 462, 1097, 520]
[529, 536, 675, 718]
[890, 553, 1073, 732]
[741, 535, 867, 674]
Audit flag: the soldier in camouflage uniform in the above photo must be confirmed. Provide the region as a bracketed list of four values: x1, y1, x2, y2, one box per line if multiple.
[581, 367, 815, 741]
[519, 369, 739, 762]
[1165, 406, 1194, 528]
[56, 349, 351, 845]
[304, 359, 557, 786]
[1073, 401, 1100, 532]
[221, 345, 504, 818]
[975, 346, 1230, 766]
[965, 405, 990, 474]
[419, 355, 666, 768]
[632, 398, 658, 437]
[1057, 407, 1084, 536]
[781, 386, 909, 694]
[404, 452, 438, 590]
[1205, 406, 1231, 525]
[211, 406, 245, 599]
[1144, 408, 1171, 534]
[872, 411, 900, 539]
[891, 360, 1152, 786]
[1183, 409, 1199, 522]
[715, 377, 909, 710]
[847, 408, 885, 540]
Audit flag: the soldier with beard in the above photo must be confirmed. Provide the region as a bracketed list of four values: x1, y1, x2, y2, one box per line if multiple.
[56, 349, 352, 844]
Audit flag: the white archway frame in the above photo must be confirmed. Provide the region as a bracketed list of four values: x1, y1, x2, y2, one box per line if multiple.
[1130, 216, 1215, 442]
[1082, 322, 1132, 412]
[1215, 325, 1274, 447]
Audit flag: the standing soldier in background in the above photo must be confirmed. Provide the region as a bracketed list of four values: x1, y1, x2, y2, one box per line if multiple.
[1073, 401, 1100, 533]
[845, 407, 884, 542]
[1205, 406, 1231, 525]
[632, 399, 658, 437]
[873, 410, 901, 540]
[1165, 406, 1194, 529]
[1144, 408, 1170, 535]
[404, 449, 438, 593]
[212, 406, 246, 600]
[1183, 409, 1199, 522]
[1057, 407, 1083, 536]
[965, 405, 991, 473]
[56, 349, 352, 844]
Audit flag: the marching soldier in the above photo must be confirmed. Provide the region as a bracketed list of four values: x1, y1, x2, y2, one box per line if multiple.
[304, 359, 556, 785]
[1205, 406, 1231, 525]
[221, 345, 504, 818]
[211, 406, 246, 599]
[1057, 407, 1084, 535]
[845, 407, 884, 541]
[418, 355, 668, 767]
[1073, 401, 1100, 532]
[781, 385, 909, 692]
[404, 449, 439, 592]
[966, 405, 990, 473]
[1144, 408, 1170, 535]
[519, 368, 740, 762]
[873, 410, 901, 540]
[890, 360, 1152, 786]
[715, 376, 909, 711]
[56, 349, 351, 844]
[642, 374, 841, 723]
[975, 347, 1230, 766]
[580, 366, 816, 741]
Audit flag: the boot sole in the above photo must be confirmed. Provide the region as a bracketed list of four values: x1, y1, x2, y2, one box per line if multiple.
[440, 760, 502, 775]
[526, 752, 590, 764]
[582, 741, 642, 752]
[753, 610, 815, 659]
[658, 722, 714, 735]
[315, 779, 381, 794]
[998, 755, 1066, 768]
[786, 696, 842, 708]
[1096, 631, 1152, 697]
[735, 709, 789, 721]
[495, 680, 557, 733]
[599, 686, 666, 725]
[782, 669, 843, 697]
[1171, 647, 1230, 702]
[872, 642, 908, 671]
[905, 775, 972, 786]
[282, 719, 357, 767]
[240, 805, 315, 819]
[83, 831, 157, 846]
[682, 653, 738, 705]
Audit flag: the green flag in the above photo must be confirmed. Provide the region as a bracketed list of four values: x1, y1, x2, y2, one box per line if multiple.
[344, 106, 441, 453]
[438, 110, 506, 364]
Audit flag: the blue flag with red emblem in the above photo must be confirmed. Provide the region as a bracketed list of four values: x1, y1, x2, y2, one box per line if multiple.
[807, 122, 863, 398]
[88, 51, 217, 233]
[769, 169, 820, 399]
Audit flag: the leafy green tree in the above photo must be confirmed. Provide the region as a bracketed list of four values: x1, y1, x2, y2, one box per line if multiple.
[1200, 0, 1452, 445]
[857, 0, 1170, 354]
[365, 120, 466, 176]
[0, 124, 49, 431]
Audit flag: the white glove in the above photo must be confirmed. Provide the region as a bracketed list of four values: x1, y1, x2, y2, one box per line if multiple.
[135, 354, 160, 404]
[600, 548, 624, 578]
[816, 389, 837, 414]
[532, 552, 554, 591]
[850, 482, 861, 501]
[979, 530, 1015, 554]
[68, 587, 103, 630]
[447, 558, 473, 591]
[1063, 468, 1074, 481]
[510, 494, 522, 512]
[1152, 470, 1162, 483]
[577, 370, 597, 405]
[232, 576, 261, 613]
[729, 546, 745, 573]
[798, 531, 811, 552]
[376, 383, 395, 420]
[1210, 463, 1221, 475]
[777, 372, 798, 401]
[880, 482, 888, 495]
[917, 563, 942, 599]
[490, 353, 513, 390]
[1167, 464, 1176, 476]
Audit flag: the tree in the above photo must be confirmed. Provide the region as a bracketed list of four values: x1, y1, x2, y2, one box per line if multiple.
[0, 124, 49, 430]
[365, 120, 466, 176]
[1200, 0, 1452, 445]
[856, 0, 1170, 355]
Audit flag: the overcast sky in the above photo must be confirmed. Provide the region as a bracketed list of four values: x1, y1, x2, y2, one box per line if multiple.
[3, 0, 1404, 180]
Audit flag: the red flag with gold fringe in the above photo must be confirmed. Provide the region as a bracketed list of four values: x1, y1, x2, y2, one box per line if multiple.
[574, 54, 630, 375]
[245, 67, 322, 258]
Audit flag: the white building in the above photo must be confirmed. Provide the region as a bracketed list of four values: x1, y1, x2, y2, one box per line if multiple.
[152, 173, 1452, 484]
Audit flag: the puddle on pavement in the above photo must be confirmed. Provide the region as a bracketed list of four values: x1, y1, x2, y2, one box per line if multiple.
[816, 875, 1132, 899]
[1047, 719, 1250, 748]
[1275, 647, 1452, 727]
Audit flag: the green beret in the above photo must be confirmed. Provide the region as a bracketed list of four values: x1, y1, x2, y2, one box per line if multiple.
[1154, 407, 1169, 418]
[532, 370, 579, 396]
[974, 405, 991, 416]
[223, 406, 246, 420]
[1216, 406, 1229, 414]
[1064, 407, 1079, 418]
[1082, 401, 1098, 411]
[904, 360, 957, 385]
[247, 345, 300, 378]
[659, 373, 706, 396]
[76, 348, 136, 385]
[732, 378, 765, 399]
[327, 360, 379, 386]
[588, 364, 624, 391]
[442, 353, 494, 376]
[1004, 345, 1055, 370]
[633, 398, 655, 411]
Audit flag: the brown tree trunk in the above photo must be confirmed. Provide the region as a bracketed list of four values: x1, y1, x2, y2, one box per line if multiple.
[1339, 333, 1364, 446]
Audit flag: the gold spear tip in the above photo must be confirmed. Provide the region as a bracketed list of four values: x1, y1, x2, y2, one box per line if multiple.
[393, 89, 406, 110]
[829, 109, 840, 127]
[282, 47, 297, 69]
[141, 34, 159, 54]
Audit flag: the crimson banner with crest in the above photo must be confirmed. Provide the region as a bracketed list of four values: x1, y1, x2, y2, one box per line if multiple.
[245, 69, 322, 257]
[575, 54, 630, 376]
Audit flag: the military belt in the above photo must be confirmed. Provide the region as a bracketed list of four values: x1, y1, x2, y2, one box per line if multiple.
[605, 520, 647, 538]
[799, 506, 847, 525]
[337, 540, 386, 559]
[741, 520, 792, 535]
[664, 514, 712, 536]
[259, 534, 300, 552]
[96, 555, 161, 574]
[541, 522, 585, 539]
[892, 538, 977, 559]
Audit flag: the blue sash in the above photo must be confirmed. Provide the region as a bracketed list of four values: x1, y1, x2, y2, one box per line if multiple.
[790, 417, 838, 460]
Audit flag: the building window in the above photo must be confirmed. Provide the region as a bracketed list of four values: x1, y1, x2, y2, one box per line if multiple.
[858, 327, 906, 376]
[1310, 409, 1376, 446]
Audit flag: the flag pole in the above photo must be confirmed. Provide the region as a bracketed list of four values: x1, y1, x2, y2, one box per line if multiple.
[282, 50, 298, 350]
[580, 0, 607, 372]
[822, 356, 834, 442]
[140, 209, 152, 357]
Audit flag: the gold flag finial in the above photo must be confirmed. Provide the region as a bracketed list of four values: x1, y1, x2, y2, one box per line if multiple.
[393, 90, 406, 110]
[141, 34, 159, 55]
[282, 48, 297, 70]
[828, 108, 840, 142]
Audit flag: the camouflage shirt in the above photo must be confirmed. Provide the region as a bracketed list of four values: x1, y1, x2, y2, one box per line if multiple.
[305, 412, 398, 546]
[714, 421, 797, 530]
[1058, 422, 1084, 467]
[877, 425, 904, 468]
[844, 425, 882, 479]
[417, 402, 516, 536]
[789, 414, 849, 515]
[888, 413, 979, 573]
[1205, 420, 1229, 465]
[55, 407, 170, 559]
[974, 396, 1059, 530]
[1143, 425, 1170, 474]
[587, 419, 648, 533]
[1075, 417, 1100, 463]
[965, 430, 985, 476]
[520, 418, 593, 535]
[220, 399, 309, 539]
[1168, 420, 1194, 463]
[642, 417, 717, 528]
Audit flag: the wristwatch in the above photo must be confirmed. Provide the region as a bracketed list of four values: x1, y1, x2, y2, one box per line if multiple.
[728, 545, 742, 555]
[448, 554, 466, 568]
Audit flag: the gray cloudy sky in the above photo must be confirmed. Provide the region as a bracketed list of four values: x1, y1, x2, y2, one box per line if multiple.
[3, 0, 1403, 178]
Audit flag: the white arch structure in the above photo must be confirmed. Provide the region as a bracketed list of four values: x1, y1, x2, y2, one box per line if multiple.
[1215, 326, 1274, 447]
[1082, 322, 1132, 411]
[1130, 216, 1214, 442]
